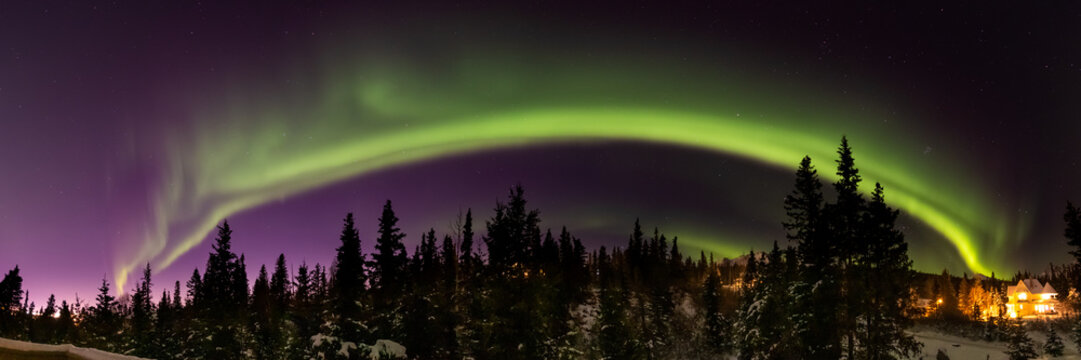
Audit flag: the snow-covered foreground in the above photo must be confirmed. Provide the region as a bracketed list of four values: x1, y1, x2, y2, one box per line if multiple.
[0, 337, 147, 360]
[911, 328, 1081, 360]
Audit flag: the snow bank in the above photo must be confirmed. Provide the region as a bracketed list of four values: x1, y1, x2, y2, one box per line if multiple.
[911, 329, 1081, 360]
[0, 337, 148, 360]
[368, 339, 406, 360]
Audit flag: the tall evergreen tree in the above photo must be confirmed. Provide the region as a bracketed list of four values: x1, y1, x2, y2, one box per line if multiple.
[373, 200, 408, 304]
[0, 265, 24, 338]
[1045, 326, 1065, 357]
[702, 265, 729, 353]
[858, 183, 920, 358]
[332, 213, 367, 343]
[481, 185, 546, 359]
[84, 277, 120, 352]
[830, 136, 866, 359]
[459, 209, 475, 273]
[1004, 320, 1038, 360]
[596, 246, 638, 359]
[441, 234, 458, 296]
[56, 300, 74, 344]
[199, 220, 247, 359]
[270, 253, 291, 317]
[291, 262, 318, 359]
[484, 185, 540, 270]
[735, 242, 799, 360]
[130, 263, 155, 357]
[251, 266, 274, 360]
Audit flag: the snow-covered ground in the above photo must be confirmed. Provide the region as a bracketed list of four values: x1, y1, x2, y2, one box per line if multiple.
[911, 328, 1081, 360]
[0, 337, 147, 360]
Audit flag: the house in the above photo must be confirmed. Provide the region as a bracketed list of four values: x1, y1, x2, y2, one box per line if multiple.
[1005, 279, 1058, 318]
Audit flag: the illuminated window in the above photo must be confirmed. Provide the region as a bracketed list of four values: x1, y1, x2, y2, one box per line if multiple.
[1018, 292, 1027, 300]
[1042, 293, 1053, 300]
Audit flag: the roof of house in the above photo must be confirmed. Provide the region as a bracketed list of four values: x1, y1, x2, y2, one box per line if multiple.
[1007, 279, 1057, 297]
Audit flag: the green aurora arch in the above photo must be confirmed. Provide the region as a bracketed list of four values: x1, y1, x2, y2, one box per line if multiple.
[116, 107, 995, 290]
[113, 51, 1016, 291]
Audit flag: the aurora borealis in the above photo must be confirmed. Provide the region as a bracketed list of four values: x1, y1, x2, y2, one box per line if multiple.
[1, 2, 1079, 304]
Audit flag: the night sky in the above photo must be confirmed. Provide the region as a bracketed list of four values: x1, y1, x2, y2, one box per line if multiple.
[2, 2, 1079, 306]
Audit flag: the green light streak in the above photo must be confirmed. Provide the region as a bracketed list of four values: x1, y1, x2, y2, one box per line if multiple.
[113, 51, 1012, 291]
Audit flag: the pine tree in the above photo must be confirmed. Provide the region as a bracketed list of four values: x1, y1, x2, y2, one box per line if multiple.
[270, 253, 291, 317]
[373, 200, 408, 306]
[702, 265, 728, 353]
[84, 277, 120, 352]
[186, 268, 202, 308]
[251, 266, 274, 360]
[439, 234, 461, 358]
[1044, 326, 1065, 357]
[199, 220, 247, 359]
[155, 288, 180, 360]
[130, 263, 155, 357]
[459, 209, 475, 273]
[56, 300, 74, 344]
[934, 270, 962, 320]
[859, 182, 920, 358]
[482, 185, 546, 359]
[332, 213, 367, 344]
[735, 242, 799, 360]
[33, 294, 56, 343]
[596, 246, 638, 359]
[830, 136, 867, 360]
[741, 250, 757, 290]
[291, 262, 318, 359]
[1005, 320, 1038, 360]
[784, 156, 824, 248]
[0, 265, 23, 338]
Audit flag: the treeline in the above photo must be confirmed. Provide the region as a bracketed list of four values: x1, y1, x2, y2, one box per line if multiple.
[0, 137, 936, 359]
[0, 189, 749, 359]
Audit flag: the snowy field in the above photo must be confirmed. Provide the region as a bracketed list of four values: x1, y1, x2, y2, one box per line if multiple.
[0, 337, 146, 360]
[911, 328, 1081, 360]
[5, 331, 1081, 360]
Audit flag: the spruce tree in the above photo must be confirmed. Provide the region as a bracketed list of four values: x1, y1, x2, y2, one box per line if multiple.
[251, 266, 273, 360]
[0, 265, 23, 338]
[56, 300, 74, 344]
[482, 185, 546, 359]
[292, 262, 318, 359]
[1045, 326, 1065, 357]
[859, 182, 920, 358]
[155, 288, 179, 360]
[130, 263, 155, 357]
[332, 213, 367, 344]
[199, 220, 247, 359]
[1005, 320, 1038, 360]
[373, 200, 408, 304]
[484, 185, 540, 270]
[439, 234, 461, 358]
[459, 209, 475, 273]
[34, 294, 56, 343]
[702, 265, 728, 353]
[270, 253, 291, 317]
[84, 277, 120, 352]
[596, 246, 638, 359]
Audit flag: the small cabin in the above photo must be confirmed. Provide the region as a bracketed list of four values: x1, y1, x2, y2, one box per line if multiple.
[1005, 279, 1058, 318]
